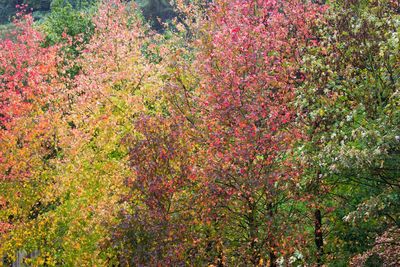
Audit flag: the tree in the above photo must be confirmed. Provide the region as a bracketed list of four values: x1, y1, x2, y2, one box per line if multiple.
[298, 0, 400, 264]
[0, 8, 59, 180]
[0, 8, 62, 263]
[192, 0, 323, 265]
[2, 1, 154, 264]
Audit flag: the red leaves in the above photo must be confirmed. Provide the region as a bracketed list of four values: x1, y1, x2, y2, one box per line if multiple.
[190, 0, 323, 263]
[0, 13, 59, 181]
[198, 0, 309, 184]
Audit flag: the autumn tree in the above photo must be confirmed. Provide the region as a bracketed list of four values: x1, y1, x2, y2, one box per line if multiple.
[0, 7, 61, 245]
[0, 8, 59, 180]
[1, 1, 155, 264]
[188, 0, 323, 265]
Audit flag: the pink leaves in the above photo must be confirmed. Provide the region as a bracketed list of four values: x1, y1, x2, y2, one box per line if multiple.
[231, 27, 240, 34]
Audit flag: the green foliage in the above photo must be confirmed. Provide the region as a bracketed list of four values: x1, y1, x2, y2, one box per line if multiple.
[298, 0, 400, 265]
[42, 0, 95, 46]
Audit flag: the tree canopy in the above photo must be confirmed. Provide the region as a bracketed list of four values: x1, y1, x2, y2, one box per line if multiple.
[0, 0, 399, 266]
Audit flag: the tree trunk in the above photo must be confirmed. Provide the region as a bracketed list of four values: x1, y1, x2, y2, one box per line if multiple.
[268, 203, 277, 267]
[315, 208, 324, 266]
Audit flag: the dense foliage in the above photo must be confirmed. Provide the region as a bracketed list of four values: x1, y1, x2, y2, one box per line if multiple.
[0, 0, 399, 266]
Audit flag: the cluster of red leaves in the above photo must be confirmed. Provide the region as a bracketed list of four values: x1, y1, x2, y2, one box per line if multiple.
[197, 0, 316, 198]
[191, 0, 324, 263]
[0, 11, 59, 181]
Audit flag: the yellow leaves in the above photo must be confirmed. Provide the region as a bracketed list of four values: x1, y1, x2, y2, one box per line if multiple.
[36, 256, 46, 266]
[3, 2, 184, 265]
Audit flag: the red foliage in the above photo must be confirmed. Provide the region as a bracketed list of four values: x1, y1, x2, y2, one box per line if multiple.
[124, 0, 324, 264]
[193, 0, 323, 263]
[0, 11, 59, 180]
